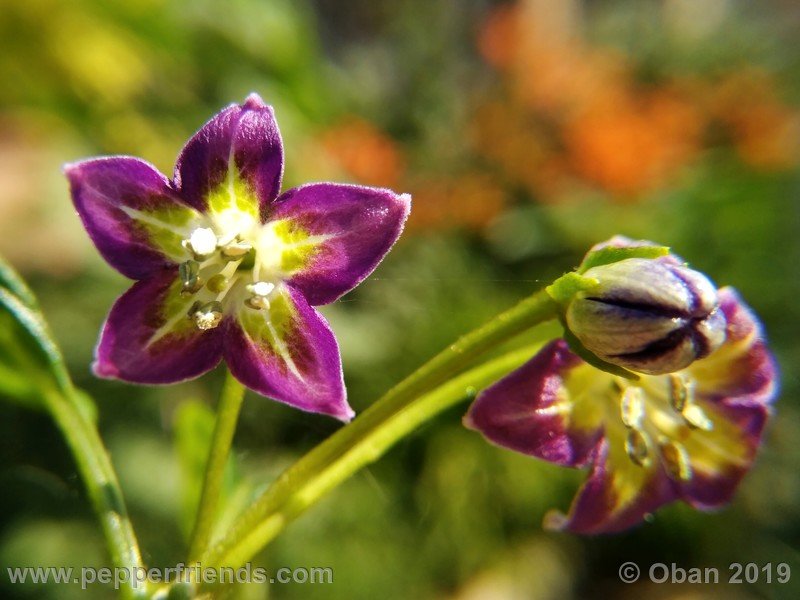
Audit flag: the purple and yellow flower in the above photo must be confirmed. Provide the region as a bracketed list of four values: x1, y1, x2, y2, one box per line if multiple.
[466, 253, 778, 533]
[65, 94, 410, 421]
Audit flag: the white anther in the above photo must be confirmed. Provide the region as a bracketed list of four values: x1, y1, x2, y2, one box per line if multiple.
[192, 301, 223, 331]
[247, 281, 275, 297]
[669, 373, 694, 413]
[682, 403, 714, 431]
[244, 281, 276, 311]
[187, 228, 218, 258]
[620, 387, 645, 429]
[660, 440, 692, 481]
[221, 239, 252, 260]
[625, 428, 651, 467]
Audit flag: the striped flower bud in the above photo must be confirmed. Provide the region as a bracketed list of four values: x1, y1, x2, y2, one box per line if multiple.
[564, 257, 726, 375]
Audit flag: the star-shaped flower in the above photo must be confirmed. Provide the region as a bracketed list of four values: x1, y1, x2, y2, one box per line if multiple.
[65, 94, 410, 421]
[466, 279, 778, 533]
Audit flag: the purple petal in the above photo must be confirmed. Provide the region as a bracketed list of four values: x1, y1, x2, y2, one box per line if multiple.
[690, 287, 779, 404]
[677, 286, 778, 509]
[223, 285, 352, 421]
[174, 94, 283, 218]
[545, 438, 678, 534]
[678, 400, 767, 509]
[65, 157, 201, 279]
[94, 271, 223, 383]
[464, 340, 603, 467]
[268, 183, 411, 305]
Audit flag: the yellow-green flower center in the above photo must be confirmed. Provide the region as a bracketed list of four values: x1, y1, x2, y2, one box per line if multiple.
[613, 372, 713, 481]
[177, 209, 313, 331]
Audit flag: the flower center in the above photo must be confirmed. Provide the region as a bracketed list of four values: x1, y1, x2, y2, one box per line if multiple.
[614, 372, 713, 481]
[178, 218, 285, 331]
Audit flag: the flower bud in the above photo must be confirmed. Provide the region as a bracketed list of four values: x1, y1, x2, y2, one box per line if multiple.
[565, 258, 726, 375]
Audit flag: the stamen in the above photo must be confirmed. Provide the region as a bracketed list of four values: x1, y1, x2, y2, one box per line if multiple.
[620, 386, 645, 429]
[245, 281, 276, 310]
[179, 260, 204, 295]
[626, 428, 651, 467]
[220, 238, 253, 261]
[247, 281, 275, 296]
[682, 403, 714, 431]
[184, 227, 218, 259]
[668, 373, 694, 413]
[192, 301, 223, 331]
[660, 440, 692, 481]
[245, 297, 269, 310]
[186, 300, 202, 318]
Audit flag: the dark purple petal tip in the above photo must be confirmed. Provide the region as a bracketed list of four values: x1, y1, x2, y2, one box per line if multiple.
[65, 157, 195, 279]
[174, 94, 284, 215]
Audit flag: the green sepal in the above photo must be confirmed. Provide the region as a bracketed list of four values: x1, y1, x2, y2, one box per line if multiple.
[545, 272, 599, 307]
[561, 324, 640, 380]
[577, 245, 670, 273]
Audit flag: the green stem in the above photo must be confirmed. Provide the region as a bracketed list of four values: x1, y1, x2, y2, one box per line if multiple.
[203, 346, 535, 570]
[2, 272, 143, 596]
[201, 289, 557, 569]
[42, 385, 144, 599]
[188, 368, 247, 562]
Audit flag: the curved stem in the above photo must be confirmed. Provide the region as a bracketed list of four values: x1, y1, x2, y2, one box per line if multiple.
[42, 386, 145, 599]
[203, 346, 535, 570]
[188, 368, 246, 562]
[202, 289, 557, 569]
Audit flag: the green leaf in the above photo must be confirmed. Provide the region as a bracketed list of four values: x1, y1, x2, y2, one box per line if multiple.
[0, 259, 99, 418]
[0, 287, 71, 391]
[578, 245, 670, 273]
[0, 255, 39, 309]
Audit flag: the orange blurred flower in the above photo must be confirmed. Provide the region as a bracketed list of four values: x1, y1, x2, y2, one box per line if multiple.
[563, 90, 703, 196]
[406, 173, 507, 232]
[710, 70, 800, 170]
[474, 1, 710, 199]
[477, 3, 521, 71]
[320, 117, 406, 188]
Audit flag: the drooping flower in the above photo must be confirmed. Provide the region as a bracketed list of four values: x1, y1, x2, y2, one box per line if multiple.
[65, 94, 410, 421]
[465, 287, 778, 533]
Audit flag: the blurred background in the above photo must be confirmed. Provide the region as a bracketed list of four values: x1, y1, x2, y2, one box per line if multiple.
[1, 0, 799, 598]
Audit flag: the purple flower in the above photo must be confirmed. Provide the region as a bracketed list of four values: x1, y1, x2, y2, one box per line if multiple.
[465, 288, 778, 534]
[65, 94, 410, 421]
